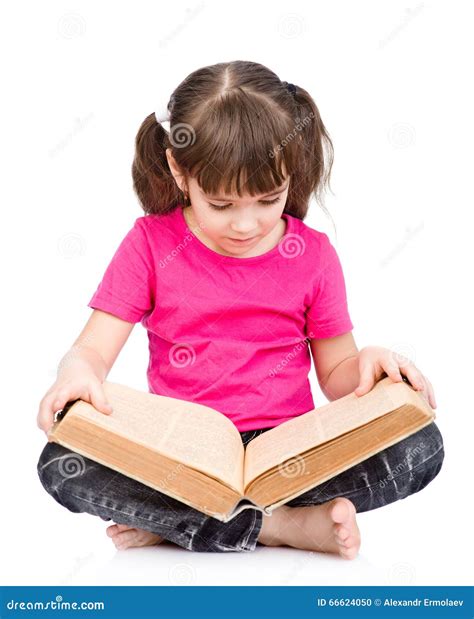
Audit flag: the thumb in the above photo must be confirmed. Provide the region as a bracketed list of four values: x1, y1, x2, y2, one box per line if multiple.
[355, 365, 375, 396]
[89, 383, 113, 414]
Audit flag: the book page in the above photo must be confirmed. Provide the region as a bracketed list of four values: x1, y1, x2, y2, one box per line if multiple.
[244, 377, 413, 488]
[72, 382, 245, 494]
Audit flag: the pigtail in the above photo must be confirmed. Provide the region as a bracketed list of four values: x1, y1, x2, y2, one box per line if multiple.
[286, 85, 335, 218]
[132, 113, 184, 215]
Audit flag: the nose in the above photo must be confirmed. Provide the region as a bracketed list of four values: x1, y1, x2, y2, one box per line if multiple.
[230, 216, 259, 236]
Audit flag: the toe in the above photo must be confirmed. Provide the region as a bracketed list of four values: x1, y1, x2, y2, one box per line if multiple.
[340, 546, 358, 560]
[330, 498, 355, 524]
[106, 525, 119, 537]
[106, 523, 131, 537]
[113, 530, 137, 549]
[334, 524, 350, 542]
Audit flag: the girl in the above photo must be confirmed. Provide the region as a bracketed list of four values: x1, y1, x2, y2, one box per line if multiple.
[36, 60, 444, 559]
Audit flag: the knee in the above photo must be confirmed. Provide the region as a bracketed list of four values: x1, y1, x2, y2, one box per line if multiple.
[409, 421, 445, 489]
[384, 421, 445, 496]
[36, 441, 88, 500]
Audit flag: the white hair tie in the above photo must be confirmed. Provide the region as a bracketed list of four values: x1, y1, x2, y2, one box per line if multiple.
[155, 105, 170, 124]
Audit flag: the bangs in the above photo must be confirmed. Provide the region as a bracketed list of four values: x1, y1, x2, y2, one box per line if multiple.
[180, 90, 301, 198]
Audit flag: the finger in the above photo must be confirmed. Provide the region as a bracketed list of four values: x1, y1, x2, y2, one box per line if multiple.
[425, 376, 437, 409]
[381, 358, 404, 384]
[354, 365, 375, 396]
[88, 382, 113, 415]
[401, 366, 425, 391]
[37, 391, 68, 433]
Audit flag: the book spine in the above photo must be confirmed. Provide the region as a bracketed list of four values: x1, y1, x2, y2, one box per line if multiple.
[225, 500, 272, 522]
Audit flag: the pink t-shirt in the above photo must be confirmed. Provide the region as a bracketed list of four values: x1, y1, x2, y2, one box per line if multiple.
[87, 206, 353, 431]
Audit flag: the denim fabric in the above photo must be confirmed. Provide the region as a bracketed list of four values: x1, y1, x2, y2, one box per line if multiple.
[36, 421, 444, 553]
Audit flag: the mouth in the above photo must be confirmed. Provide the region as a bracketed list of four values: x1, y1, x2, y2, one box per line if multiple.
[227, 236, 258, 244]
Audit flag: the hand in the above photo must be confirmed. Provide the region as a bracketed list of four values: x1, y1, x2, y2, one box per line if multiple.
[37, 375, 113, 437]
[353, 346, 437, 409]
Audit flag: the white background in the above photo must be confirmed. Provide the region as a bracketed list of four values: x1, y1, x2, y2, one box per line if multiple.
[1, 0, 473, 586]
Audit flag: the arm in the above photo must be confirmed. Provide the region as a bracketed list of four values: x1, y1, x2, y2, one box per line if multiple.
[37, 309, 135, 433]
[311, 335, 437, 409]
[58, 308, 136, 381]
[310, 331, 360, 402]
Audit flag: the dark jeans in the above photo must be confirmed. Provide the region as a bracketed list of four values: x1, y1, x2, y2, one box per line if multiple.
[36, 421, 445, 553]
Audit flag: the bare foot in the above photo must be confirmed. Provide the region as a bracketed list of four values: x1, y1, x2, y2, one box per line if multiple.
[106, 523, 165, 550]
[258, 497, 360, 560]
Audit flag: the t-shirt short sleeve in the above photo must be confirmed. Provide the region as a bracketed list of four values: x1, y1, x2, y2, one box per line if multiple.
[87, 217, 155, 323]
[305, 232, 354, 339]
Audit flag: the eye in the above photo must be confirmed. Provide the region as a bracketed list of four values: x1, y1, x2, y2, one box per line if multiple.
[208, 196, 281, 211]
[259, 197, 281, 205]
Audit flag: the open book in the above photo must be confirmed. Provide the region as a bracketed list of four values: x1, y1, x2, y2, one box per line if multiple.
[46, 376, 436, 522]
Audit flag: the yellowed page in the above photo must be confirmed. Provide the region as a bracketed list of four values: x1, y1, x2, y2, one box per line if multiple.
[69, 382, 245, 494]
[244, 377, 413, 488]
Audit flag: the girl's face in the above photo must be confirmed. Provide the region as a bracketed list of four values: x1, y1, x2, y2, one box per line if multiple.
[166, 149, 290, 257]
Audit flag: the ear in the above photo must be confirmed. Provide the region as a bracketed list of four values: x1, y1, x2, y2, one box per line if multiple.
[165, 148, 186, 192]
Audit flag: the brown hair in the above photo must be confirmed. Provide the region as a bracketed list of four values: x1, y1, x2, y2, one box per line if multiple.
[132, 60, 334, 221]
